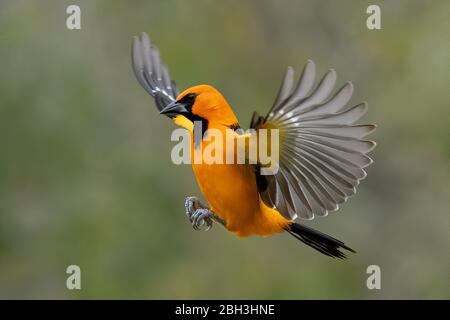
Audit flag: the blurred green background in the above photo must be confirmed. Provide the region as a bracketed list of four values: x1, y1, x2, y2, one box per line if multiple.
[0, 0, 448, 299]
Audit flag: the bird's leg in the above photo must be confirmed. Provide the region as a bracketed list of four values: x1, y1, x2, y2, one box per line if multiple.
[184, 196, 225, 231]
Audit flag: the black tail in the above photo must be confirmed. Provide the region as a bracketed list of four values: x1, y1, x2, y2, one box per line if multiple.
[285, 223, 355, 259]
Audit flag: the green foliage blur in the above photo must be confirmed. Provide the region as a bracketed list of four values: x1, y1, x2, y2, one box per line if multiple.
[0, 0, 448, 299]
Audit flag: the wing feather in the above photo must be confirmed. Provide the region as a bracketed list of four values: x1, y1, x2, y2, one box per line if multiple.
[131, 32, 179, 111]
[252, 60, 376, 220]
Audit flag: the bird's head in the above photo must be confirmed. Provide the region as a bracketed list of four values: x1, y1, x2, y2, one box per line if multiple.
[160, 85, 238, 131]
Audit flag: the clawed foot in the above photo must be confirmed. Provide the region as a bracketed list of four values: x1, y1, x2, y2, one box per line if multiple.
[185, 196, 224, 231]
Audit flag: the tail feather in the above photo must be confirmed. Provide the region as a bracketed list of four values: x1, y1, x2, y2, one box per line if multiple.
[285, 223, 355, 259]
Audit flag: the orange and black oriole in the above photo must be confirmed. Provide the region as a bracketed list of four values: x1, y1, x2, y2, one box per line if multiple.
[132, 33, 376, 258]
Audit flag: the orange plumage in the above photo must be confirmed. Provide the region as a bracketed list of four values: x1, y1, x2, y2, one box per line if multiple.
[178, 85, 290, 237]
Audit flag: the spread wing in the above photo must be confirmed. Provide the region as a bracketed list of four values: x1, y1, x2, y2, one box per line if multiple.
[252, 60, 376, 220]
[132, 32, 179, 111]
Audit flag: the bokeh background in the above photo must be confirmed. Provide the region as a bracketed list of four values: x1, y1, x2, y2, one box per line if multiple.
[0, 0, 448, 299]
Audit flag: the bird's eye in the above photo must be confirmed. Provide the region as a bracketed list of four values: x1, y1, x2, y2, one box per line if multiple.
[177, 93, 197, 112]
[185, 93, 196, 103]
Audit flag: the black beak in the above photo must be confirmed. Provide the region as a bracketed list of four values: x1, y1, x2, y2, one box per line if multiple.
[160, 101, 188, 118]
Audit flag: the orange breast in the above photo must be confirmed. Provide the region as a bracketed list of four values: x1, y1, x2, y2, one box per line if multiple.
[190, 131, 290, 237]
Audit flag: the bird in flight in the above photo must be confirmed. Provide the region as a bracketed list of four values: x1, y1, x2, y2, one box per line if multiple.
[131, 32, 376, 258]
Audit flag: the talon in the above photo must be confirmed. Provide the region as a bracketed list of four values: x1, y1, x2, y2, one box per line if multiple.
[190, 208, 211, 231]
[184, 196, 225, 231]
[203, 218, 213, 231]
[192, 208, 206, 230]
[196, 214, 205, 227]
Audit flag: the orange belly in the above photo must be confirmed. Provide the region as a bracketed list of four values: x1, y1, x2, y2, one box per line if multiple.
[192, 162, 290, 237]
